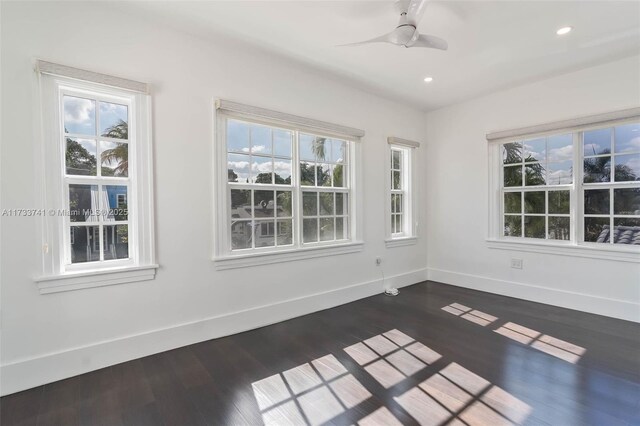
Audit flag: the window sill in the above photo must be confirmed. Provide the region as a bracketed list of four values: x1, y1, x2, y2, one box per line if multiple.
[385, 237, 418, 248]
[214, 241, 364, 270]
[486, 239, 640, 263]
[35, 264, 159, 294]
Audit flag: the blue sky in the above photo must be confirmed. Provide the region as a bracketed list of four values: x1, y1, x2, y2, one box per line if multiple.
[64, 95, 127, 137]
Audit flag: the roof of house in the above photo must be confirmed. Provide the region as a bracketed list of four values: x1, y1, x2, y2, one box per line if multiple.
[596, 225, 640, 245]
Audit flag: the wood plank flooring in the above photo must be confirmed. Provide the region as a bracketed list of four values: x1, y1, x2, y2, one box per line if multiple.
[2, 281, 639, 425]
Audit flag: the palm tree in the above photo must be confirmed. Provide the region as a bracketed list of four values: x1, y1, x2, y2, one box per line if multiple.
[101, 119, 128, 176]
[312, 137, 327, 161]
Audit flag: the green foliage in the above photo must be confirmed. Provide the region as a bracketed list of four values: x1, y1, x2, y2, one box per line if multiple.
[66, 138, 96, 175]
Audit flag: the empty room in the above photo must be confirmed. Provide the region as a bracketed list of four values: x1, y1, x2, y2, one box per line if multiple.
[1, 0, 639, 425]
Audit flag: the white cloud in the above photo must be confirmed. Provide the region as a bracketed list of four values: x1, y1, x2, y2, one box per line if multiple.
[548, 145, 573, 162]
[64, 97, 94, 124]
[228, 161, 249, 171]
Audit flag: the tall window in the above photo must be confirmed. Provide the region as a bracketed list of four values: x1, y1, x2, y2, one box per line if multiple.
[495, 120, 639, 248]
[390, 147, 409, 236]
[222, 117, 355, 254]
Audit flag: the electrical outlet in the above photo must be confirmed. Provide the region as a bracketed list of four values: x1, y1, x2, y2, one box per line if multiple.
[375, 257, 382, 266]
[511, 258, 523, 269]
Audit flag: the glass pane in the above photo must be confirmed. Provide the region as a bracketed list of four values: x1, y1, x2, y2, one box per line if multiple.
[231, 220, 252, 250]
[614, 188, 640, 215]
[230, 190, 251, 218]
[276, 191, 292, 217]
[228, 153, 250, 183]
[255, 220, 275, 248]
[333, 164, 345, 187]
[524, 191, 545, 214]
[504, 192, 521, 214]
[391, 214, 397, 234]
[227, 120, 250, 153]
[273, 129, 292, 158]
[547, 161, 572, 185]
[302, 192, 317, 216]
[319, 192, 334, 216]
[502, 142, 522, 165]
[70, 226, 100, 263]
[99, 102, 128, 139]
[392, 150, 401, 169]
[583, 157, 611, 183]
[614, 218, 640, 245]
[503, 165, 522, 187]
[547, 134, 573, 162]
[614, 123, 640, 153]
[273, 159, 292, 184]
[64, 96, 95, 135]
[252, 156, 273, 184]
[299, 134, 316, 161]
[391, 194, 398, 213]
[313, 137, 329, 162]
[66, 138, 97, 176]
[336, 217, 347, 240]
[101, 141, 128, 177]
[303, 218, 318, 243]
[523, 138, 545, 163]
[584, 217, 610, 243]
[336, 193, 347, 215]
[584, 128, 611, 156]
[395, 214, 402, 234]
[250, 124, 272, 155]
[317, 164, 331, 187]
[504, 216, 522, 237]
[277, 219, 293, 246]
[331, 139, 346, 164]
[584, 189, 610, 214]
[395, 194, 403, 213]
[393, 171, 401, 190]
[103, 225, 129, 260]
[548, 191, 570, 214]
[548, 217, 570, 241]
[614, 154, 640, 182]
[103, 186, 128, 221]
[525, 163, 546, 186]
[254, 190, 274, 218]
[320, 218, 334, 241]
[300, 162, 315, 186]
[524, 216, 545, 239]
[69, 184, 98, 222]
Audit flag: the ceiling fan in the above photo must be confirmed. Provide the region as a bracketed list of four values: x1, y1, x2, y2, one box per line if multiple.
[341, 0, 448, 50]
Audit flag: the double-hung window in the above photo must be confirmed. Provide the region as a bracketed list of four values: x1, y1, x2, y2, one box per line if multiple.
[489, 110, 640, 258]
[214, 100, 364, 268]
[36, 61, 156, 293]
[386, 137, 419, 247]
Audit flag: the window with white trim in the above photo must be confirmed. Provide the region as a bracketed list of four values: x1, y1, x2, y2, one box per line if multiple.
[386, 137, 418, 245]
[215, 101, 363, 263]
[37, 62, 156, 292]
[492, 118, 639, 249]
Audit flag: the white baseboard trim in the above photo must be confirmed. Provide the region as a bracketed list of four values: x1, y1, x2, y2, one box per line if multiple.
[1, 268, 427, 396]
[427, 267, 639, 323]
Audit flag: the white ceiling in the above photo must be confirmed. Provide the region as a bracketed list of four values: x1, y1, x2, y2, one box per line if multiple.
[117, 1, 640, 111]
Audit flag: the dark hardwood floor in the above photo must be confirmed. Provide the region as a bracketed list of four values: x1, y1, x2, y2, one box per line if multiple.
[2, 281, 639, 426]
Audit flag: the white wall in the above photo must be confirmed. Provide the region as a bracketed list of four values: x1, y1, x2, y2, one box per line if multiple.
[425, 55, 640, 322]
[0, 2, 428, 395]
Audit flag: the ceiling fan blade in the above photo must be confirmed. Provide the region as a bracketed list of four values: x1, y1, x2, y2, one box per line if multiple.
[408, 34, 448, 50]
[405, 0, 429, 26]
[338, 32, 397, 47]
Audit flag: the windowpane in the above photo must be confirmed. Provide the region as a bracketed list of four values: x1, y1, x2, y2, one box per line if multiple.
[254, 190, 274, 217]
[584, 217, 610, 243]
[230, 189, 251, 217]
[320, 218, 334, 241]
[333, 164, 345, 187]
[392, 150, 401, 169]
[548, 217, 570, 240]
[547, 161, 572, 185]
[69, 184, 98, 222]
[524, 191, 545, 214]
[64, 96, 96, 135]
[548, 191, 570, 214]
[319, 192, 334, 216]
[524, 216, 545, 239]
[303, 218, 318, 243]
[276, 191, 292, 217]
[299, 134, 317, 161]
[614, 218, 640, 245]
[254, 220, 275, 248]
[252, 156, 273, 184]
[336, 193, 347, 215]
[277, 219, 293, 246]
[614, 154, 640, 182]
[395, 214, 402, 234]
[319, 164, 332, 187]
[503, 165, 522, 187]
[331, 140, 346, 163]
[302, 192, 318, 216]
[547, 134, 573, 162]
[614, 188, 640, 215]
[614, 123, 640, 153]
[584, 128, 611, 156]
[273, 129, 292, 157]
[250, 124, 272, 155]
[231, 220, 253, 250]
[504, 192, 521, 214]
[336, 217, 347, 240]
[99, 102, 128, 139]
[504, 216, 522, 237]
[227, 120, 250, 153]
[583, 156, 611, 183]
[523, 138, 545, 162]
[103, 225, 129, 260]
[274, 159, 292, 184]
[66, 138, 97, 176]
[103, 186, 128, 221]
[228, 153, 251, 183]
[584, 189, 610, 215]
[392, 171, 401, 190]
[70, 226, 100, 263]
[300, 162, 315, 186]
[101, 141, 128, 177]
[502, 142, 522, 165]
[525, 163, 546, 186]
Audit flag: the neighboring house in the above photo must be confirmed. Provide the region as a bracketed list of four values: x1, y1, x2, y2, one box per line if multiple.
[231, 200, 285, 247]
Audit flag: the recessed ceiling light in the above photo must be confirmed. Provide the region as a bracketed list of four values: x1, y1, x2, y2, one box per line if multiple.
[423, 76, 434, 83]
[556, 26, 572, 35]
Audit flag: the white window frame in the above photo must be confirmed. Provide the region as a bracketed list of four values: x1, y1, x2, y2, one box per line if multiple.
[487, 108, 640, 263]
[35, 61, 157, 293]
[213, 100, 365, 270]
[385, 137, 419, 248]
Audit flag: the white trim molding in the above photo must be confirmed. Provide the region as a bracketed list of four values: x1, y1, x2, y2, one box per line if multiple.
[487, 239, 640, 263]
[35, 264, 159, 294]
[385, 236, 418, 248]
[1, 268, 427, 396]
[387, 136, 420, 148]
